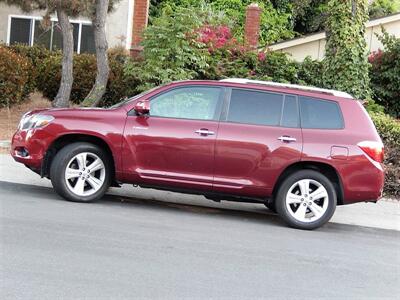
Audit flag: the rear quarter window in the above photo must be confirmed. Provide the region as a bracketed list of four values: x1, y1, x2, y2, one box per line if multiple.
[299, 96, 344, 129]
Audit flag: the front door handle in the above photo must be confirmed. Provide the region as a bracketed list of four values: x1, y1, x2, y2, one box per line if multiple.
[195, 129, 215, 136]
[278, 136, 297, 142]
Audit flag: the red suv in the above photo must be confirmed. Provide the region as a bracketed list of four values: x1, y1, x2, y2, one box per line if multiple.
[11, 79, 384, 229]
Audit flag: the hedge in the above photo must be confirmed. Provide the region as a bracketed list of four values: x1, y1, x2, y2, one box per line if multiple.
[36, 53, 97, 104]
[35, 48, 139, 107]
[369, 32, 400, 118]
[7, 44, 55, 93]
[0, 46, 32, 107]
[370, 112, 400, 198]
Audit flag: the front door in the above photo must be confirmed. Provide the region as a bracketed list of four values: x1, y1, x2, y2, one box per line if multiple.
[123, 85, 224, 190]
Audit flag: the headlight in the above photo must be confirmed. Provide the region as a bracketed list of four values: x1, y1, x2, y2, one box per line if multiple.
[19, 114, 54, 130]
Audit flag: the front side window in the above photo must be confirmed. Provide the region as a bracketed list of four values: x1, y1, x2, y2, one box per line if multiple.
[227, 89, 283, 126]
[299, 96, 344, 129]
[150, 87, 222, 121]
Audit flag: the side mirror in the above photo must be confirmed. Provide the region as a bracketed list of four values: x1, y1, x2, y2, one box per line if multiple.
[134, 100, 150, 115]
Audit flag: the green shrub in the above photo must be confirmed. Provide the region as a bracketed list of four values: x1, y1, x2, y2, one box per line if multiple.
[7, 44, 55, 66]
[369, 31, 400, 118]
[129, 3, 314, 90]
[126, 4, 229, 91]
[254, 51, 299, 83]
[149, 0, 295, 45]
[102, 51, 141, 107]
[36, 53, 97, 104]
[369, 0, 400, 18]
[296, 56, 324, 87]
[36, 54, 62, 101]
[370, 112, 400, 198]
[383, 144, 400, 198]
[370, 112, 400, 147]
[0, 46, 32, 107]
[7, 44, 56, 94]
[37, 50, 138, 106]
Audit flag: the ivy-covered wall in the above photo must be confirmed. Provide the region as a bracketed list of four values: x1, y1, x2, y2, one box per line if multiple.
[323, 0, 371, 100]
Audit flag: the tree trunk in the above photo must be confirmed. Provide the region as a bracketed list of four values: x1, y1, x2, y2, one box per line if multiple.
[53, 7, 73, 108]
[82, 0, 110, 107]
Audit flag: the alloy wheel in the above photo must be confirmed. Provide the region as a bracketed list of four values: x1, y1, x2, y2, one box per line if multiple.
[64, 152, 106, 197]
[285, 179, 329, 223]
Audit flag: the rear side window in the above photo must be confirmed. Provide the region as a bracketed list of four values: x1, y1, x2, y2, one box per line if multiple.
[227, 89, 283, 126]
[299, 96, 343, 129]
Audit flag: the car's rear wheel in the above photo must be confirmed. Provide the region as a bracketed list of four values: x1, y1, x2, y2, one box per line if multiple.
[275, 170, 336, 230]
[50, 142, 111, 202]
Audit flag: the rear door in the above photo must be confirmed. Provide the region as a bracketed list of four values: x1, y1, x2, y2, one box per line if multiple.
[213, 88, 303, 198]
[123, 85, 224, 190]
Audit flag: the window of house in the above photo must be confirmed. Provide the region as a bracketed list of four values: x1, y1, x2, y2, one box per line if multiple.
[9, 18, 31, 44]
[299, 96, 344, 129]
[227, 89, 284, 126]
[80, 24, 96, 53]
[150, 87, 223, 121]
[8, 16, 95, 54]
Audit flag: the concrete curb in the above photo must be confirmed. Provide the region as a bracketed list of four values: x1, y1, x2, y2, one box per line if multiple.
[0, 140, 11, 148]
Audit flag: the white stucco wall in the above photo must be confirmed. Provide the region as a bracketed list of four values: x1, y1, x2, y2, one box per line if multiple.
[105, 0, 132, 49]
[268, 13, 400, 61]
[0, 1, 132, 49]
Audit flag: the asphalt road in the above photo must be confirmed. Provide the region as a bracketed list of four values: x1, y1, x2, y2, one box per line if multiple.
[1, 181, 399, 300]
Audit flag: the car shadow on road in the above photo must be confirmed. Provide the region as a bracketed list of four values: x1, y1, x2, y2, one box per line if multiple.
[0, 180, 393, 234]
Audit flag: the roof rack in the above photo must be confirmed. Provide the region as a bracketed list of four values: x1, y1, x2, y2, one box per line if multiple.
[219, 78, 354, 99]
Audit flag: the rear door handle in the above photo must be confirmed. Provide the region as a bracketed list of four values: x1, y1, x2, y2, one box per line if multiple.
[195, 129, 215, 136]
[278, 136, 297, 142]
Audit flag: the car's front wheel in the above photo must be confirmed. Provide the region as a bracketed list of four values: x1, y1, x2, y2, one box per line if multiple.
[275, 170, 337, 230]
[50, 142, 111, 202]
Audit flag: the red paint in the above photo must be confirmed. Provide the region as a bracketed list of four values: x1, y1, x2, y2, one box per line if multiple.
[11, 80, 384, 204]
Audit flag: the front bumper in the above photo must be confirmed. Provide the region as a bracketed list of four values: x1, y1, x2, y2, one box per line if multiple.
[11, 128, 56, 171]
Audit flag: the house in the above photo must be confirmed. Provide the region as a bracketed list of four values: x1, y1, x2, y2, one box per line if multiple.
[266, 12, 400, 61]
[0, 0, 149, 54]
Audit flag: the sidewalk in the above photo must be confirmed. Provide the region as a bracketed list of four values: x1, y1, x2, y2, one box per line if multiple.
[1, 154, 399, 231]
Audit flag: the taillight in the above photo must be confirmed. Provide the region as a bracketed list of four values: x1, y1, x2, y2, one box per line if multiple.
[358, 141, 384, 163]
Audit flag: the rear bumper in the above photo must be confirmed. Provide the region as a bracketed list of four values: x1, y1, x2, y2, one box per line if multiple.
[11, 128, 56, 171]
[341, 157, 385, 204]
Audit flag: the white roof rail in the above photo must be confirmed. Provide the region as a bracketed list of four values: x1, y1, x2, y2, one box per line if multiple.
[219, 78, 354, 99]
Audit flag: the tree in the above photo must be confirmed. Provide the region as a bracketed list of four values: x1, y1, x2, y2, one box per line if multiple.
[82, 0, 117, 107]
[323, 0, 370, 99]
[53, 4, 74, 108]
[0, 0, 85, 107]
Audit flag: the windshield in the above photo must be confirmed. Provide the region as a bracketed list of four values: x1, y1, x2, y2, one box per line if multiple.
[108, 86, 162, 109]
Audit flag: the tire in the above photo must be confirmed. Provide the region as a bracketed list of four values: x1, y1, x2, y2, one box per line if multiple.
[264, 201, 276, 213]
[275, 170, 337, 230]
[50, 142, 111, 202]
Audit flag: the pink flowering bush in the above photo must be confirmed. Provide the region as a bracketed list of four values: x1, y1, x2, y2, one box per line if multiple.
[126, 2, 323, 91]
[194, 24, 246, 55]
[368, 49, 384, 64]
